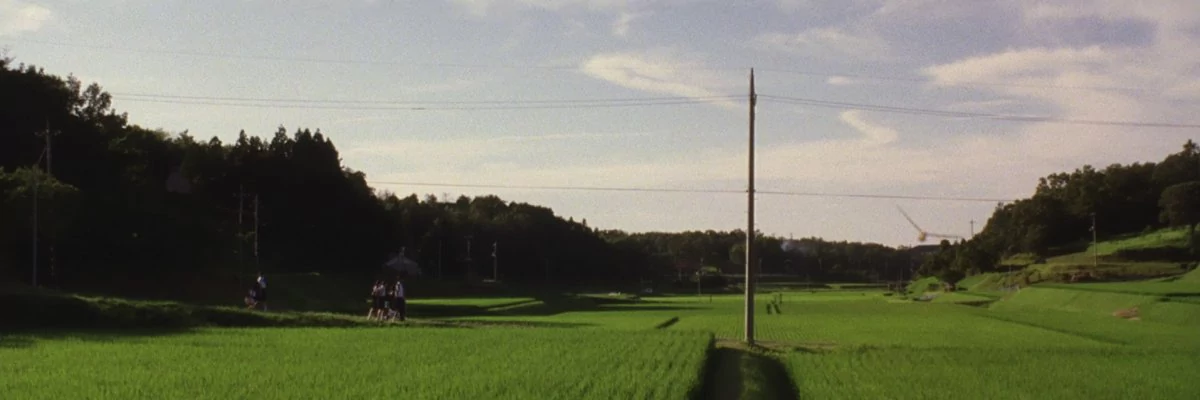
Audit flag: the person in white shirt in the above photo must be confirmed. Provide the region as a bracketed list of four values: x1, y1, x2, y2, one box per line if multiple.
[255, 272, 268, 311]
[368, 280, 386, 320]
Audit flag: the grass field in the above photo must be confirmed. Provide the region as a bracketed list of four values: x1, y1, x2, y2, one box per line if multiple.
[0, 328, 711, 399]
[991, 227, 1197, 287]
[5, 281, 1200, 399]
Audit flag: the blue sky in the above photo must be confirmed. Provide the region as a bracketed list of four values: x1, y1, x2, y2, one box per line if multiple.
[3, 0, 1200, 246]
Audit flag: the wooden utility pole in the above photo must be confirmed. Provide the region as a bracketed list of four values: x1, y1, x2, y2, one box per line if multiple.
[31, 149, 40, 287]
[238, 185, 245, 269]
[254, 194, 260, 269]
[745, 68, 757, 345]
[31, 121, 53, 287]
[492, 241, 498, 281]
[464, 235, 473, 282]
[1091, 212, 1098, 269]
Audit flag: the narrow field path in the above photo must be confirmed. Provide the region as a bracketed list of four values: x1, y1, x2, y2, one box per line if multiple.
[701, 340, 800, 400]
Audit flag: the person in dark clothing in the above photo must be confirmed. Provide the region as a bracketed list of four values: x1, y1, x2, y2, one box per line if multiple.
[391, 278, 406, 321]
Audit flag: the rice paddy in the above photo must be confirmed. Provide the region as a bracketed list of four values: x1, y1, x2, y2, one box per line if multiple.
[4, 281, 1199, 399]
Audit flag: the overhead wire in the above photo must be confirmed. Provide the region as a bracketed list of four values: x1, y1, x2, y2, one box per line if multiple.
[758, 94, 1200, 129]
[113, 96, 732, 110]
[112, 92, 740, 105]
[366, 181, 1015, 203]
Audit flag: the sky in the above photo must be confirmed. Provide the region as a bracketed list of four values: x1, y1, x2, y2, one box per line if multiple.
[3, 0, 1200, 247]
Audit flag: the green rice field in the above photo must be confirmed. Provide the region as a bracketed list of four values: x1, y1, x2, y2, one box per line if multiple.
[4, 282, 1200, 399]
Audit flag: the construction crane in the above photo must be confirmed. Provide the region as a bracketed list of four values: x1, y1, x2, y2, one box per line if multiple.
[897, 206, 964, 243]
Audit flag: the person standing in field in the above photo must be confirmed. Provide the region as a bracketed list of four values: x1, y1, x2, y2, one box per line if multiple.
[255, 272, 269, 311]
[368, 280, 385, 320]
[245, 283, 259, 309]
[391, 278, 406, 322]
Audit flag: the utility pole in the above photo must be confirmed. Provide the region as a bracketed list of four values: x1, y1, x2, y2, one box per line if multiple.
[1091, 212, 1098, 269]
[745, 68, 757, 345]
[465, 235, 473, 281]
[31, 120, 53, 287]
[238, 185, 245, 269]
[254, 194, 260, 269]
[492, 241, 498, 281]
[970, 220, 975, 237]
[45, 122, 56, 285]
[31, 149, 41, 287]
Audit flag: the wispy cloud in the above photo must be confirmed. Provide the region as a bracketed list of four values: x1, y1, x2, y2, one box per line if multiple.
[446, 0, 635, 16]
[754, 27, 889, 60]
[0, 0, 51, 36]
[611, 11, 648, 38]
[344, 131, 657, 157]
[579, 50, 740, 109]
[825, 76, 860, 86]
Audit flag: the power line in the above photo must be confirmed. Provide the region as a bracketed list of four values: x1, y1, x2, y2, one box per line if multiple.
[756, 67, 1155, 94]
[113, 97, 731, 111]
[367, 180, 739, 193]
[756, 190, 1010, 203]
[112, 92, 742, 105]
[366, 180, 1015, 203]
[758, 94, 1200, 129]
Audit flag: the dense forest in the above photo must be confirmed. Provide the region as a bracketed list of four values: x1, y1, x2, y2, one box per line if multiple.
[0, 57, 917, 289]
[4, 57, 1195, 290]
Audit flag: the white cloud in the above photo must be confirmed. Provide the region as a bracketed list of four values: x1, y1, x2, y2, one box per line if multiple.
[580, 50, 740, 109]
[753, 27, 888, 60]
[912, 3, 1200, 197]
[611, 11, 648, 38]
[0, 0, 51, 36]
[446, 0, 634, 16]
[825, 76, 859, 86]
[838, 110, 897, 145]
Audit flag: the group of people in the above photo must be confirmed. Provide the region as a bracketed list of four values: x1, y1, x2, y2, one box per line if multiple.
[239, 272, 410, 321]
[244, 272, 268, 311]
[369, 278, 406, 321]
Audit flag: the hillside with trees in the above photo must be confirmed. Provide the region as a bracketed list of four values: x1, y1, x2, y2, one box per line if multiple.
[919, 140, 1200, 283]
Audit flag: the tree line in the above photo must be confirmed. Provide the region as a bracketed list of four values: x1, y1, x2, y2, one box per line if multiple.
[919, 140, 1200, 283]
[5, 57, 1194, 291]
[1, 57, 926, 290]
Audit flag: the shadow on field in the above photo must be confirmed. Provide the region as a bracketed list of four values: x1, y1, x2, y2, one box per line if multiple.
[410, 294, 697, 319]
[442, 320, 595, 329]
[0, 336, 36, 349]
[700, 341, 801, 400]
[0, 328, 200, 349]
